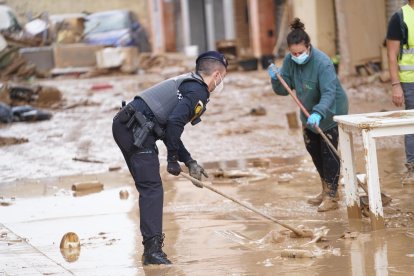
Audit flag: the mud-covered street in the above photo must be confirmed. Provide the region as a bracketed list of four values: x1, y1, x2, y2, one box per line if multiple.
[1, 67, 414, 275]
[0, 69, 403, 182]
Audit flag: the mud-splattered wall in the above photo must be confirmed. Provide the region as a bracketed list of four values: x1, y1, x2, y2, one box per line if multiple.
[7, 0, 149, 28]
[335, 0, 387, 76]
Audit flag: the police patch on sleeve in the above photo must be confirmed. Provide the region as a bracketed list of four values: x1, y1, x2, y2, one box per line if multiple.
[190, 100, 204, 123]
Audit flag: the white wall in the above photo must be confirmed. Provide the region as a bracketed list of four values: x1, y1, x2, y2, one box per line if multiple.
[291, 0, 336, 57]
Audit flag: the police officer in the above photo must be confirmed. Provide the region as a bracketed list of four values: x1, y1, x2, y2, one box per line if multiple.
[112, 51, 228, 265]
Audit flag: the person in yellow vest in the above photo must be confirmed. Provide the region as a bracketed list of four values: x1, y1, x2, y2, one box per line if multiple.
[387, 0, 414, 184]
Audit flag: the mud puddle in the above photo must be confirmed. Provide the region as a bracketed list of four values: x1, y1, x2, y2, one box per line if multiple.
[1, 148, 414, 274]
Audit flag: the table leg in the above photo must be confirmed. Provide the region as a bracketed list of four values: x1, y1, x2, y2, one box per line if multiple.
[338, 125, 361, 219]
[361, 129, 385, 230]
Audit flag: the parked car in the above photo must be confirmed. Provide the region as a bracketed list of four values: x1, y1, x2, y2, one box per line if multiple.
[83, 10, 150, 52]
[0, 5, 22, 33]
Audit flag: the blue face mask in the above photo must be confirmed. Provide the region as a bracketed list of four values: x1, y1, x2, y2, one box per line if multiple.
[291, 52, 309, 64]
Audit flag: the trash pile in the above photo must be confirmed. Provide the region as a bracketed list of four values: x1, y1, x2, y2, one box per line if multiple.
[0, 6, 154, 79]
[0, 82, 61, 125]
[0, 35, 44, 81]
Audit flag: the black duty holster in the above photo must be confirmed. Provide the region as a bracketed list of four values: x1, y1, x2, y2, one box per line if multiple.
[119, 104, 164, 148]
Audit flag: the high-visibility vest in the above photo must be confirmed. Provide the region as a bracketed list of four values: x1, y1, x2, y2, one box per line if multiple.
[399, 4, 414, 82]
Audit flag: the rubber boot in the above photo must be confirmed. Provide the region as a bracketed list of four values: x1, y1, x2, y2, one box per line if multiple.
[402, 163, 414, 185]
[317, 183, 339, 212]
[317, 196, 339, 212]
[142, 234, 172, 265]
[307, 180, 327, 206]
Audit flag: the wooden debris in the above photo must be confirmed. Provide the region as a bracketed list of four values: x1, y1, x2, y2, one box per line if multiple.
[71, 180, 104, 191]
[119, 190, 129, 200]
[72, 157, 104, 164]
[249, 106, 267, 116]
[2, 33, 42, 47]
[340, 231, 360, 239]
[251, 158, 271, 168]
[108, 165, 121, 172]
[60, 232, 81, 263]
[286, 111, 299, 129]
[0, 46, 41, 80]
[281, 248, 315, 258]
[0, 136, 28, 146]
[60, 232, 80, 249]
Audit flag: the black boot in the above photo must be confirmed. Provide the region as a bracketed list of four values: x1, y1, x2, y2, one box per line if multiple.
[142, 234, 172, 265]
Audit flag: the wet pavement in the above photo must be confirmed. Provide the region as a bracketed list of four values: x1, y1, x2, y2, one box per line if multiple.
[1, 70, 414, 274]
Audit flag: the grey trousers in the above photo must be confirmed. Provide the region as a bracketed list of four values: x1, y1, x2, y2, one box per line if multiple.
[401, 82, 414, 164]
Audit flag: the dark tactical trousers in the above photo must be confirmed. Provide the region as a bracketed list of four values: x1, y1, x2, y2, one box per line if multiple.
[303, 126, 340, 197]
[401, 82, 414, 164]
[112, 113, 163, 242]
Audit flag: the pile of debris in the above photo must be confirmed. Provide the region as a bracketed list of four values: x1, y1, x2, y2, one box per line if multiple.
[138, 53, 195, 78]
[0, 83, 61, 124]
[0, 35, 44, 81]
[0, 83, 62, 108]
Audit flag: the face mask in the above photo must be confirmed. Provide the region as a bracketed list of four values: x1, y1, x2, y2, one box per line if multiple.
[212, 72, 224, 93]
[291, 51, 309, 64]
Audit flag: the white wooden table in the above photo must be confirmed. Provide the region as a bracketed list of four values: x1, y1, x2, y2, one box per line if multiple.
[334, 110, 414, 230]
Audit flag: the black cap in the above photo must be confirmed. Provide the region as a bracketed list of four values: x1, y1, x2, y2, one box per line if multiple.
[196, 51, 228, 68]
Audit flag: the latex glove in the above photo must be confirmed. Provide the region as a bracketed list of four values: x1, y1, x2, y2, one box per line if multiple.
[167, 155, 181, 176]
[267, 64, 280, 80]
[185, 160, 208, 188]
[307, 113, 322, 128]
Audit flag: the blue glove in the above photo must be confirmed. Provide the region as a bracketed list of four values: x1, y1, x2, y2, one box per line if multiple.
[307, 113, 322, 128]
[267, 64, 280, 80]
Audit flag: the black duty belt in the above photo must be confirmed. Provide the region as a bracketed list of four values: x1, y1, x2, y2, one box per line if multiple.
[115, 102, 164, 149]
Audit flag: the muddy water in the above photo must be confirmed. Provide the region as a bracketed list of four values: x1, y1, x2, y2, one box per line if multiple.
[0, 70, 413, 274]
[1, 148, 414, 275]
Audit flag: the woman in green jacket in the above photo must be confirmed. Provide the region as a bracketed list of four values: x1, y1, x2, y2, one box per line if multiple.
[268, 18, 348, 212]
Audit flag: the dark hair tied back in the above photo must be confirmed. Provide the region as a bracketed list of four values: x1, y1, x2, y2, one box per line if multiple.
[286, 18, 310, 47]
[290, 18, 305, 31]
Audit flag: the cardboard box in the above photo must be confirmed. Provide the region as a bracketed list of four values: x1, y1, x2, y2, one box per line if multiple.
[53, 43, 103, 68]
[96, 47, 138, 73]
[96, 48, 124, 68]
[19, 46, 54, 71]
